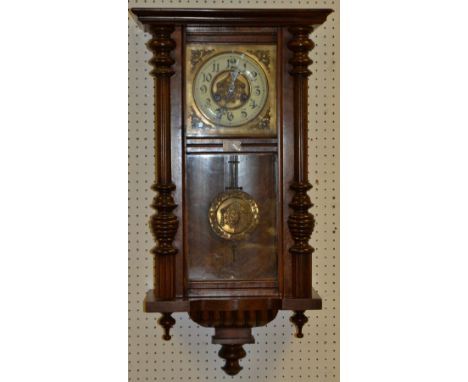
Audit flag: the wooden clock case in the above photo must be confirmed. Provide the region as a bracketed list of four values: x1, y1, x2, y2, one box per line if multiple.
[130, 8, 333, 375]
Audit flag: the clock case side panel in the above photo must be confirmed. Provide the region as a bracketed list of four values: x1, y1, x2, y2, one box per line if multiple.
[172, 26, 185, 300]
[281, 26, 294, 299]
[181, 26, 284, 301]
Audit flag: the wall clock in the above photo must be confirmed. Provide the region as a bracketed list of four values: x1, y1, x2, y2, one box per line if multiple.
[130, 8, 333, 375]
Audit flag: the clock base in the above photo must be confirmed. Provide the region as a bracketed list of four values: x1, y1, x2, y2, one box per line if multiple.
[144, 290, 322, 375]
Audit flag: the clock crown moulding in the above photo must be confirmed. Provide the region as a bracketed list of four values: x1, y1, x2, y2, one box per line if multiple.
[131, 8, 332, 29]
[130, 7, 333, 376]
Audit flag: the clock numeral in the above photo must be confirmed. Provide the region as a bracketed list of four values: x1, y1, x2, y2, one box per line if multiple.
[241, 110, 248, 119]
[226, 57, 237, 69]
[251, 71, 258, 81]
[226, 111, 234, 121]
[202, 73, 212, 82]
[200, 85, 207, 94]
[212, 63, 220, 73]
[249, 99, 257, 109]
[205, 98, 211, 106]
[254, 86, 261, 96]
[215, 107, 225, 120]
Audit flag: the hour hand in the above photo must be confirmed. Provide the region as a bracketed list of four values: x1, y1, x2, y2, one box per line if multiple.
[228, 71, 237, 93]
[231, 69, 240, 83]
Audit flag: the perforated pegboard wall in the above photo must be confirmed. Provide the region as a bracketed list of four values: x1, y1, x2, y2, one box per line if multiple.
[128, 1, 339, 380]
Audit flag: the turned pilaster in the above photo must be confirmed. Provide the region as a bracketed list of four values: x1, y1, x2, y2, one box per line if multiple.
[287, 26, 316, 299]
[147, 25, 178, 301]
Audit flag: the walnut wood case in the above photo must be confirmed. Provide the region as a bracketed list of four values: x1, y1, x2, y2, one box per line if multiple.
[130, 8, 333, 376]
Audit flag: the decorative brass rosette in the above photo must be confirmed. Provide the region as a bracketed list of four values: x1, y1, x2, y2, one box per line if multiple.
[208, 190, 259, 241]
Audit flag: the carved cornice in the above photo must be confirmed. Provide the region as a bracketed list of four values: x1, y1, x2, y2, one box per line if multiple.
[131, 8, 333, 29]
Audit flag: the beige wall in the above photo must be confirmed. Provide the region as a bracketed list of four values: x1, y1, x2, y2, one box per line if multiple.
[128, 1, 339, 380]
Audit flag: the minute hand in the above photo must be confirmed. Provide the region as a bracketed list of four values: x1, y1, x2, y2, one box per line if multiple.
[228, 70, 240, 95]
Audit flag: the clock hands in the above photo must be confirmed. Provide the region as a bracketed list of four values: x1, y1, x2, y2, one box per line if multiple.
[213, 68, 241, 112]
[215, 69, 240, 121]
[228, 69, 240, 97]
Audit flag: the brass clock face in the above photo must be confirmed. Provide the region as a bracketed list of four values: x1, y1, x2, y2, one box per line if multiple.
[193, 52, 269, 127]
[186, 44, 277, 137]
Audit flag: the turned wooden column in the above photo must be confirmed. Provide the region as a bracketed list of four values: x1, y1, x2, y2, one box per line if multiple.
[147, 25, 179, 302]
[287, 26, 316, 299]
